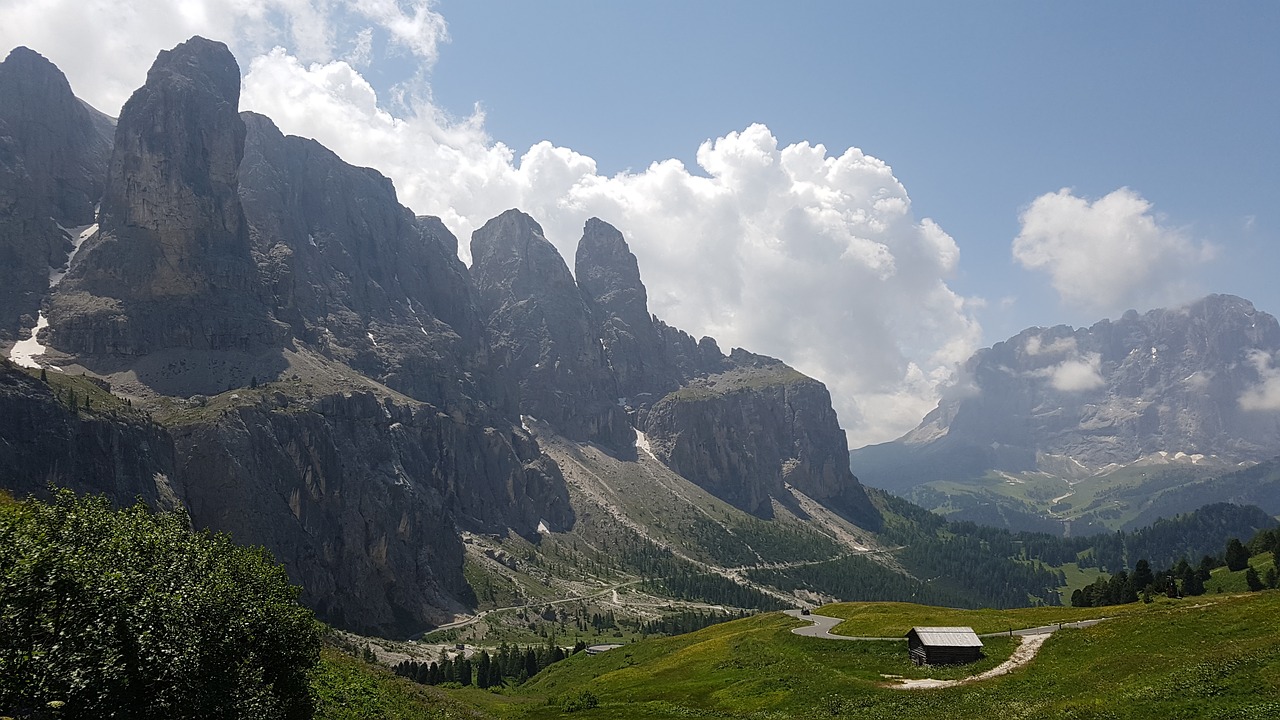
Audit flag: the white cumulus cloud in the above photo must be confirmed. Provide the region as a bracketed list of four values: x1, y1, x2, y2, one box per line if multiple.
[1, 0, 981, 447]
[1013, 187, 1216, 318]
[1240, 350, 1280, 411]
[0, 0, 448, 116]
[1045, 353, 1105, 392]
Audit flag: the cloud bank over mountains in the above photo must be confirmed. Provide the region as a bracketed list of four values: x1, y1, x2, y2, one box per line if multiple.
[1, 1, 1214, 446]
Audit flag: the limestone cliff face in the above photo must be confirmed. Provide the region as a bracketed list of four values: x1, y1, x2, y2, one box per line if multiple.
[0, 47, 113, 341]
[0, 36, 891, 638]
[470, 210, 632, 451]
[0, 361, 178, 506]
[571, 218, 877, 526]
[238, 112, 492, 408]
[574, 218, 678, 403]
[0, 47, 112, 225]
[48, 37, 281, 356]
[853, 294, 1280, 494]
[643, 351, 879, 526]
[170, 390, 570, 636]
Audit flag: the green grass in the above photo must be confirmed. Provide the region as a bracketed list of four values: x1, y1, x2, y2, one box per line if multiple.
[663, 365, 809, 402]
[909, 464, 1234, 533]
[25, 366, 135, 416]
[1058, 561, 1106, 596]
[819, 600, 1151, 638]
[1206, 553, 1277, 594]
[312, 647, 496, 719]
[444, 593, 1280, 719]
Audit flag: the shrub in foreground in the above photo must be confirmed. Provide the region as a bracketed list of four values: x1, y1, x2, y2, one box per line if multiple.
[0, 489, 320, 719]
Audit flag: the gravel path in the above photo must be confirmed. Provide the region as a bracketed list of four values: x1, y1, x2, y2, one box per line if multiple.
[783, 609, 1109, 689]
[893, 632, 1050, 689]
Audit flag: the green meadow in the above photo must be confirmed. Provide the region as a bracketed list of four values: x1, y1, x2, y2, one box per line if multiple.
[443, 591, 1280, 719]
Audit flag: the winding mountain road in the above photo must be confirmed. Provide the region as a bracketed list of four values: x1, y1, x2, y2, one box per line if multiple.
[784, 609, 1108, 641]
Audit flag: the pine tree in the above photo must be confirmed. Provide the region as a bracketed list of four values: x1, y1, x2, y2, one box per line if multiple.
[476, 651, 491, 689]
[1225, 538, 1250, 572]
[1246, 566, 1264, 592]
[1183, 570, 1205, 596]
[1132, 559, 1155, 592]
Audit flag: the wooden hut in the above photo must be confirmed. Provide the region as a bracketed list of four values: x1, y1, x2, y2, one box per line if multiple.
[905, 626, 983, 665]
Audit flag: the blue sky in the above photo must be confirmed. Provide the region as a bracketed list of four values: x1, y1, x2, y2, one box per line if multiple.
[427, 1, 1278, 339]
[3, 0, 1277, 444]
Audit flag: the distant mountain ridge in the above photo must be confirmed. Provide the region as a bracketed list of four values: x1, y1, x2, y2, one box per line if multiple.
[852, 294, 1280, 533]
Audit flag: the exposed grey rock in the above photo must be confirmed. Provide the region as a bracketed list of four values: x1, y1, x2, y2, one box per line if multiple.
[643, 350, 879, 526]
[0, 46, 113, 342]
[0, 46, 112, 225]
[0, 33, 892, 638]
[47, 37, 283, 357]
[171, 389, 570, 636]
[0, 360, 179, 507]
[238, 111, 492, 409]
[853, 294, 1280, 494]
[470, 209, 633, 451]
[575, 217, 679, 403]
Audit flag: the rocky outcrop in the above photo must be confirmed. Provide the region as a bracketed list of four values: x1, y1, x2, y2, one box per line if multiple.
[643, 350, 879, 526]
[572, 218, 876, 526]
[0, 360, 178, 506]
[0, 46, 112, 225]
[575, 218, 679, 404]
[238, 112, 491, 409]
[170, 388, 570, 636]
[0, 47, 113, 341]
[48, 37, 282, 357]
[470, 210, 632, 451]
[853, 294, 1280, 493]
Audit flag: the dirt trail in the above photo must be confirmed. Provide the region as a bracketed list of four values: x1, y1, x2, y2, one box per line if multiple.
[892, 632, 1050, 689]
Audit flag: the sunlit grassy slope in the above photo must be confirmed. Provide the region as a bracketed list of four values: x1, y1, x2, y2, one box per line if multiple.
[456, 592, 1280, 719]
[820, 599, 1151, 637]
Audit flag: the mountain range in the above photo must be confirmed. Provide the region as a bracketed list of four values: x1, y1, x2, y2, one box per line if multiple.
[0, 38, 877, 636]
[852, 294, 1280, 534]
[2, 37, 1277, 642]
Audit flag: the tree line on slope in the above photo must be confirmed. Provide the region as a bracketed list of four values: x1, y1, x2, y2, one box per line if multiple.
[392, 639, 581, 689]
[1072, 532, 1280, 608]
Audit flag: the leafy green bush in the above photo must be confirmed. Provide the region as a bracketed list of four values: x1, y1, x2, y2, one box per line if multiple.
[559, 689, 598, 712]
[0, 489, 320, 719]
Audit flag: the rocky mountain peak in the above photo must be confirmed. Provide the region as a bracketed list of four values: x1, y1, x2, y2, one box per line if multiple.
[576, 217, 645, 306]
[470, 209, 633, 451]
[854, 294, 1280, 496]
[0, 45, 112, 224]
[47, 36, 279, 360]
[96, 36, 246, 259]
[238, 110, 491, 408]
[0, 45, 113, 341]
[575, 217, 676, 401]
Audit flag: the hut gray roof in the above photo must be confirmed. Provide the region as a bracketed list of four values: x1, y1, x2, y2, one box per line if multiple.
[906, 627, 983, 647]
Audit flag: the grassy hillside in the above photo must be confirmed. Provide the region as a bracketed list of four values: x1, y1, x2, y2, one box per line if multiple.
[313, 647, 496, 720]
[820, 600, 1150, 637]
[1206, 552, 1278, 594]
[447, 592, 1280, 719]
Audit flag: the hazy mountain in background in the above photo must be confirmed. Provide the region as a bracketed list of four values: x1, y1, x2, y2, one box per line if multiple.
[852, 295, 1280, 534]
